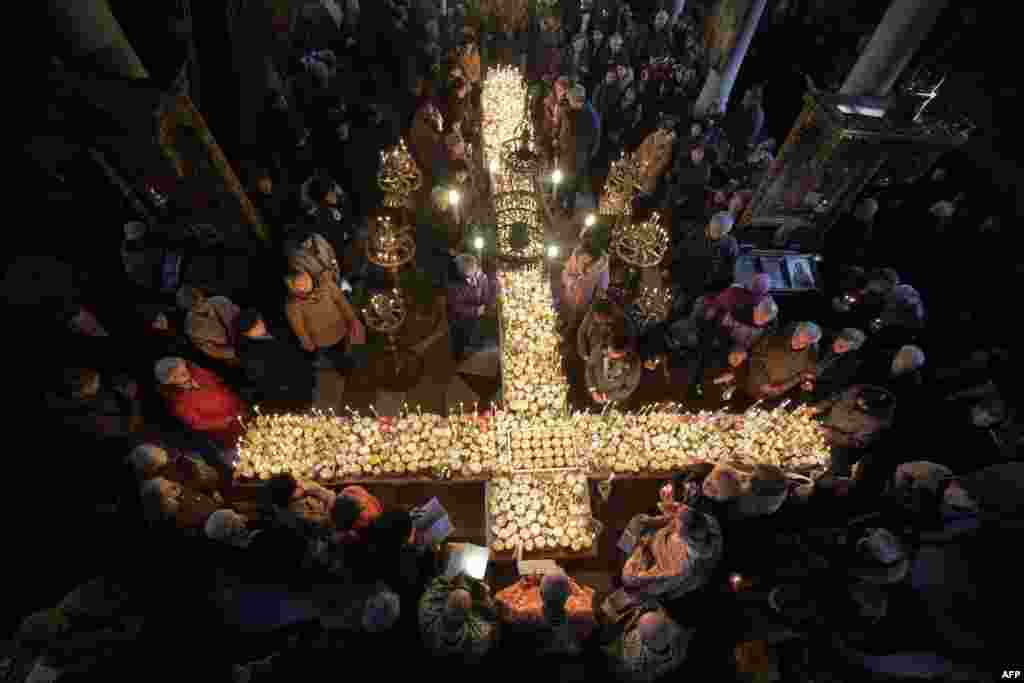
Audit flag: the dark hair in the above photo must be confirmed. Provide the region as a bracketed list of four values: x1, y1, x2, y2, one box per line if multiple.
[265, 474, 298, 508]
[609, 325, 630, 353]
[366, 509, 413, 553]
[237, 308, 263, 336]
[857, 386, 895, 416]
[307, 176, 335, 203]
[64, 367, 99, 394]
[332, 495, 362, 531]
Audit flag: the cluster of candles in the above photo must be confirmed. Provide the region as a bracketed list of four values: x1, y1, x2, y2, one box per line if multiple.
[236, 402, 830, 482]
[482, 66, 529, 175]
[237, 404, 501, 481]
[599, 153, 643, 218]
[614, 211, 670, 268]
[631, 286, 674, 327]
[362, 289, 406, 333]
[377, 138, 422, 198]
[497, 265, 569, 416]
[368, 216, 414, 267]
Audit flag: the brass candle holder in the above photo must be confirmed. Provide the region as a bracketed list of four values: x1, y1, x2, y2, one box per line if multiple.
[613, 211, 669, 269]
[378, 138, 422, 213]
[599, 152, 643, 220]
[366, 214, 416, 285]
[632, 286, 674, 327]
[362, 288, 423, 388]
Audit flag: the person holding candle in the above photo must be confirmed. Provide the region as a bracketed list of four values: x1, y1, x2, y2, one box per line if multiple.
[446, 253, 496, 363]
[586, 325, 642, 406]
[718, 321, 821, 401]
[557, 241, 609, 332]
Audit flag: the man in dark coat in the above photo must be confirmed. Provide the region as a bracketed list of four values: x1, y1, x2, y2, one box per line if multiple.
[236, 309, 315, 412]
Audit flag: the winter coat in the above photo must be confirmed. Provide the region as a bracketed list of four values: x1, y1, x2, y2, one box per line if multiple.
[184, 296, 240, 363]
[586, 351, 643, 404]
[160, 363, 248, 448]
[238, 334, 315, 407]
[743, 328, 819, 399]
[285, 277, 358, 351]
[447, 272, 496, 321]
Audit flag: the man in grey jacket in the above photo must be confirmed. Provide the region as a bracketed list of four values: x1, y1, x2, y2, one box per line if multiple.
[586, 327, 642, 405]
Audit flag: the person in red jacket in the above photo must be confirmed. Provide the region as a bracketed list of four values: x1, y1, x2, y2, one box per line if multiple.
[154, 357, 249, 450]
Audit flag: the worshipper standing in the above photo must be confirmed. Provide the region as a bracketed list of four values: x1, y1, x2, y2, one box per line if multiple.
[820, 198, 878, 299]
[140, 476, 221, 531]
[176, 285, 241, 367]
[601, 606, 693, 683]
[724, 85, 766, 163]
[409, 98, 446, 187]
[154, 357, 248, 450]
[805, 327, 868, 401]
[587, 325, 642, 406]
[125, 443, 222, 497]
[442, 76, 472, 138]
[578, 298, 622, 362]
[236, 308, 315, 411]
[723, 321, 821, 401]
[702, 272, 771, 322]
[16, 577, 146, 681]
[557, 242, 609, 331]
[332, 485, 384, 545]
[283, 230, 342, 289]
[46, 367, 144, 443]
[247, 167, 291, 237]
[664, 142, 711, 250]
[494, 571, 597, 651]
[537, 76, 570, 164]
[283, 269, 366, 372]
[811, 385, 896, 476]
[447, 253, 497, 362]
[558, 84, 600, 214]
[251, 473, 336, 539]
[612, 505, 724, 607]
[314, 581, 401, 636]
[301, 174, 353, 254]
[419, 574, 501, 663]
[121, 221, 162, 291]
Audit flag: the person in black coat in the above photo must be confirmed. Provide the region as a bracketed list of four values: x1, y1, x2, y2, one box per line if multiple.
[236, 309, 315, 412]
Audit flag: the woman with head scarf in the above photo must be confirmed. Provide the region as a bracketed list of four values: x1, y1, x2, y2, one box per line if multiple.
[495, 571, 597, 650]
[418, 574, 501, 662]
[176, 285, 241, 366]
[602, 607, 693, 682]
[810, 384, 896, 476]
[805, 327, 868, 400]
[557, 241, 609, 331]
[154, 357, 248, 450]
[610, 504, 724, 612]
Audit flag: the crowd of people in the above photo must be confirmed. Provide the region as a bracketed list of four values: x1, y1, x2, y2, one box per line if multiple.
[15, 1, 1021, 681]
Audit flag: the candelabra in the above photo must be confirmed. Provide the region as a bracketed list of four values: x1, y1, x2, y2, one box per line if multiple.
[632, 286, 673, 327]
[366, 214, 416, 285]
[599, 152, 643, 220]
[613, 211, 669, 269]
[362, 289, 423, 389]
[378, 138, 422, 213]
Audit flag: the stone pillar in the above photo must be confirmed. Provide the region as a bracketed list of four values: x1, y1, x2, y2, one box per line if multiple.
[694, 0, 767, 117]
[840, 0, 951, 98]
[49, 0, 148, 79]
